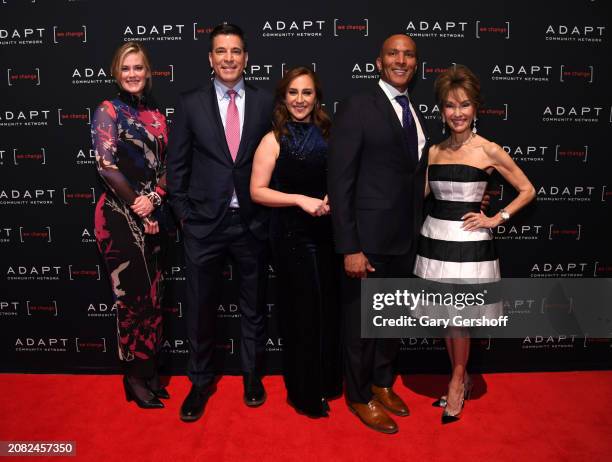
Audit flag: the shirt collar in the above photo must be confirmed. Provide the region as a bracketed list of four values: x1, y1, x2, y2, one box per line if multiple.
[378, 79, 410, 102]
[214, 78, 245, 101]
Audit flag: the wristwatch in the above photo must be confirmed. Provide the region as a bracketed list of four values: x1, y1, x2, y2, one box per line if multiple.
[499, 209, 510, 222]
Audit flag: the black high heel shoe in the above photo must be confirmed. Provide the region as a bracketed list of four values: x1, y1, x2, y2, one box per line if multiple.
[123, 376, 164, 409]
[147, 375, 170, 400]
[432, 374, 472, 408]
[441, 383, 466, 424]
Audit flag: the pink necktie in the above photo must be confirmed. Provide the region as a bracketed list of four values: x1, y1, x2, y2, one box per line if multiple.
[225, 89, 240, 161]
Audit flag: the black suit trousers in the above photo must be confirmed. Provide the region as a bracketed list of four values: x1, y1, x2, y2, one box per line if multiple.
[183, 210, 268, 387]
[342, 249, 416, 404]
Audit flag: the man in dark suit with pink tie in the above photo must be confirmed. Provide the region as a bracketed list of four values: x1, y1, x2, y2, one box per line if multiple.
[166, 23, 273, 422]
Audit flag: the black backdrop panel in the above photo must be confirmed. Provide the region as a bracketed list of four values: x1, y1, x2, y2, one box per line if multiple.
[1, 0, 611, 374]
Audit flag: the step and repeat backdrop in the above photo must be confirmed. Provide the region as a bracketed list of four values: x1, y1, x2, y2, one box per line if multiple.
[1, 0, 610, 374]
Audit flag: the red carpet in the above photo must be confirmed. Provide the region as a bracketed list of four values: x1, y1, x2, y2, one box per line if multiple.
[1, 372, 611, 461]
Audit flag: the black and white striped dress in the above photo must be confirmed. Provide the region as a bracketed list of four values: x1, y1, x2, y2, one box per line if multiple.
[413, 164, 501, 320]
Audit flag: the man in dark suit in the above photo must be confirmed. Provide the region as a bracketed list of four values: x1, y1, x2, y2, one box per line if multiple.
[328, 34, 429, 434]
[166, 23, 273, 422]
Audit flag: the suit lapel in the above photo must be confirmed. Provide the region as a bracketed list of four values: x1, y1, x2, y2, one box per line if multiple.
[373, 86, 411, 159]
[413, 105, 430, 166]
[197, 83, 233, 164]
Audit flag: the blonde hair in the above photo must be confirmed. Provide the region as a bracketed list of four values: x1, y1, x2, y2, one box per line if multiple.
[110, 41, 152, 91]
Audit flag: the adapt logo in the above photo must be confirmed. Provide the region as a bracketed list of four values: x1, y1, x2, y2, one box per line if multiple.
[0, 300, 19, 316]
[217, 303, 239, 319]
[162, 338, 189, 354]
[123, 24, 185, 42]
[503, 145, 549, 163]
[536, 185, 597, 202]
[244, 64, 274, 82]
[405, 20, 468, 39]
[400, 337, 444, 351]
[530, 262, 590, 278]
[265, 337, 283, 352]
[0, 188, 56, 206]
[0, 27, 45, 46]
[542, 105, 604, 123]
[351, 62, 378, 80]
[5, 265, 63, 281]
[15, 337, 70, 353]
[491, 64, 552, 82]
[522, 335, 581, 349]
[71, 67, 113, 85]
[87, 302, 117, 318]
[493, 224, 545, 241]
[76, 147, 96, 166]
[545, 24, 606, 43]
[0, 109, 50, 127]
[262, 19, 326, 38]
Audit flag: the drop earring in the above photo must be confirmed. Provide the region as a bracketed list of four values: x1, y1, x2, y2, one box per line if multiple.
[442, 117, 446, 135]
[472, 116, 478, 134]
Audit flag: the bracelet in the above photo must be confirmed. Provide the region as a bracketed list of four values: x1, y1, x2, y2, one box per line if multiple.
[146, 191, 162, 208]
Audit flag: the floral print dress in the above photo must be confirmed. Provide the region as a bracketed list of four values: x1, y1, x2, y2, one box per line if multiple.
[91, 94, 168, 377]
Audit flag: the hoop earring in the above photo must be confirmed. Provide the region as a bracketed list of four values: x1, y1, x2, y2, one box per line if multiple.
[472, 117, 478, 134]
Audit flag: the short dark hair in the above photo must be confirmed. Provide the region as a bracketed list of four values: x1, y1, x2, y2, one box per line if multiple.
[209, 23, 247, 52]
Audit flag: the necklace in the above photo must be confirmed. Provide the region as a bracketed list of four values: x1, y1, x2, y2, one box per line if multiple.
[448, 132, 475, 149]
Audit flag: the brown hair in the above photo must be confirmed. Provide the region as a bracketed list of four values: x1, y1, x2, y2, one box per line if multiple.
[272, 66, 331, 140]
[110, 41, 152, 92]
[434, 64, 483, 109]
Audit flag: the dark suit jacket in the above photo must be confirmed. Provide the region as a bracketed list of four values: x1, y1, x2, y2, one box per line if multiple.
[328, 85, 430, 256]
[166, 81, 273, 240]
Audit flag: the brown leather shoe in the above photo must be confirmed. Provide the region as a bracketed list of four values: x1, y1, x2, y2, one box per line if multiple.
[371, 385, 410, 416]
[348, 400, 398, 434]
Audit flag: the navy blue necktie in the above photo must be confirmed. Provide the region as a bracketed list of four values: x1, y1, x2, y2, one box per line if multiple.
[395, 95, 419, 164]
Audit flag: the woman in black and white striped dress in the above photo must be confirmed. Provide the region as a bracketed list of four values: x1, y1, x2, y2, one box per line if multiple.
[414, 65, 535, 423]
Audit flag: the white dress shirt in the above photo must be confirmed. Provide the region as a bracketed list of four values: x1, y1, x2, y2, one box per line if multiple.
[378, 79, 426, 159]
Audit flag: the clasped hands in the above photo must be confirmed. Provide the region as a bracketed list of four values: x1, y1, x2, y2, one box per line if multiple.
[296, 194, 331, 217]
[131, 195, 159, 234]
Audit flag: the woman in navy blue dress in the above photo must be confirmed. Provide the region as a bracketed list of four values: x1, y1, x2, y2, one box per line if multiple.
[92, 42, 169, 409]
[251, 67, 342, 417]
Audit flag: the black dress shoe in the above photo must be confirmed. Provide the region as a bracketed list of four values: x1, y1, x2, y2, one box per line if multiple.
[180, 384, 213, 422]
[123, 376, 164, 409]
[243, 373, 266, 407]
